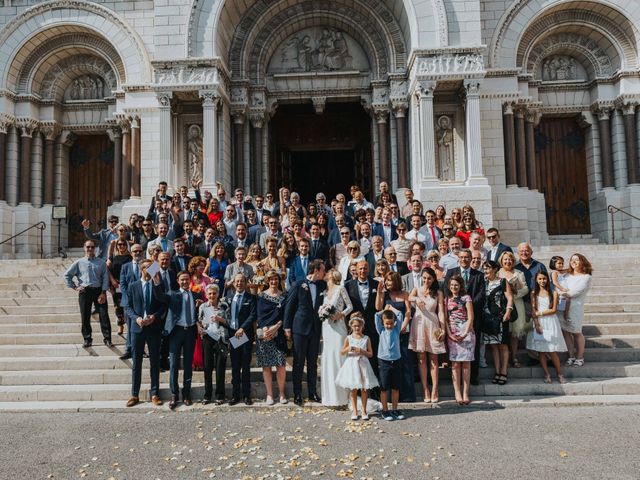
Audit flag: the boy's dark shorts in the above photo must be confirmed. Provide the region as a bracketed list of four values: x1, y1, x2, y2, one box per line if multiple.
[378, 358, 401, 390]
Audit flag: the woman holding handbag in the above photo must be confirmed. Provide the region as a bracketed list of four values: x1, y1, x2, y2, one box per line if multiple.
[481, 260, 514, 385]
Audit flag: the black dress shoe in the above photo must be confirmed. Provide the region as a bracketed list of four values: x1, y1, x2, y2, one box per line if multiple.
[244, 397, 253, 406]
[82, 340, 92, 348]
[202, 398, 211, 405]
[119, 352, 132, 360]
[183, 397, 192, 406]
[104, 339, 113, 348]
[228, 397, 241, 406]
[169, 396, 177, 410]
[215, 399, 225, 406]
[309, 394, 321, 403]
[293, 396, 304, 406]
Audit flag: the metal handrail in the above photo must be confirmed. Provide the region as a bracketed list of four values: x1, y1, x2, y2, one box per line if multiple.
[607, 205, 640, 244]
[0, 221, 46, 258]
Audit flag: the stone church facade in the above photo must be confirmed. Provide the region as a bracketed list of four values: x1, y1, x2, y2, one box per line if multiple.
[0, 0, 639, 256]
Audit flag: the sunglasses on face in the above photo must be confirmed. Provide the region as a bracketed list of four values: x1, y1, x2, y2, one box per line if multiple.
[487, 235, 498, 240]
[132, 250, 143, 254]
[117, 242, 127, 246]
[427, 256, 438, 261]
[340, 232, 350, 236]
[85, 246, 95, 249]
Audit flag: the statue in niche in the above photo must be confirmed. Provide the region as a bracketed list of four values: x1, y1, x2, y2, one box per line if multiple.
[436, 115, 454, 181]
[187, 125, 204, 186]
[69, 75, 107, 100]
[280, 29, 352, 72]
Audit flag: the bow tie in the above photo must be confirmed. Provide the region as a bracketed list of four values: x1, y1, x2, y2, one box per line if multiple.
[358, 282, 368, 286]
[384, 223, 390, 227]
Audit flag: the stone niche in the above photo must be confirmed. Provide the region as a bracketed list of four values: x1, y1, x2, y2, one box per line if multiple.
[267, 27, 370, 74]
[65, 75, 110, 101]
[538, 55, 588, 82]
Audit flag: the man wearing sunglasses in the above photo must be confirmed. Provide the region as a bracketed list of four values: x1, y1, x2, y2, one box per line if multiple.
[486, 228, 512, 263]
[81, 215, 119, 259]
[64, 240, 112, 348]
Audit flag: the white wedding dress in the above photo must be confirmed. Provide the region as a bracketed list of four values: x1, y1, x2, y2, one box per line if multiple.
[321, 285, 353, 406]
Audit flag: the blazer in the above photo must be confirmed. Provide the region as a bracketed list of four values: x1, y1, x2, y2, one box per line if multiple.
[372, 223, 398, 245]
[259, 230, 283, 250]
[153, 285, 200, 336]
[227, 237, 253, 261]
[247, 224, 265, 245]
[443, 267, 486, 321]
[223, 290, 257, 338]
[421, 224, 443, 251]
[487, 242, 513, 263]
[402, 271, 423, 293]
[388, 262, 409, 276]
[146, 237, 175, 257]
[364, 250, 385, 274]
[194, 240, 214, 258]
[171, 254, 192, 274]
[157, 268, 178, 292]
[308, 238, 329, 264]
[119, 261, 141, 307]
[283, 279, 327, 337]
[345, 277, 379, 339]
[124, 280, 166, 334]
[288, 256, 310, 285]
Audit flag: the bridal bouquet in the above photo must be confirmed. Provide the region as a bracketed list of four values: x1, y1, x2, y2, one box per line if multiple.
[318, 304, 337, 321]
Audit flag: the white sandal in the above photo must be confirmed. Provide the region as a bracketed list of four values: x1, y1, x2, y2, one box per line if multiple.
[573, 358, 584, 367]
[566, 357, 575, 366]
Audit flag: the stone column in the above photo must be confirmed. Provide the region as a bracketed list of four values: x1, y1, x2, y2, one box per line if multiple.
[503, 104, 517, 186]
[525, 110, 538, 190]
[130, 116, 141, 198]
[417, 81, 437, 182]
[393, 102, 408, 188]
[232, 112, 245, 191]
[597, 108, 615, 188]
[514, 107, 528, 187]
[0, 121, 7, 202]
[199, 90, 220, 190]
[157, 92, 172, 183]
[6, 125, 19, 206]
[30, 129, 43, 207]
[120, 121, 131, 200]
[107, 127, 122, 202]
[41, 124, 59, 205]
[375, 108, 390, 182]
[623, 103, 639, 185]
[250, 113, 264, 195]
[18, 121, 36, 204]
[55, 131, 76, 206]
[464, 81, 485, 183]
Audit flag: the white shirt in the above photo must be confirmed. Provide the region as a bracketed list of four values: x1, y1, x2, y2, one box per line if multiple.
[406, 229, 427, 243]
[357, 279, 369, 307]
[381, 224, 392, 247]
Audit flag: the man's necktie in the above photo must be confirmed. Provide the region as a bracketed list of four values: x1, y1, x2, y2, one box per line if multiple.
[302, 257, 307, 273]
[233, 295, 242, 329]
[144, 281, 152, 317]
[133, 263, 139, 279]
[463, 270, 469, 286]
[430, 226, 436, 245]
[161, 238, 168, 251]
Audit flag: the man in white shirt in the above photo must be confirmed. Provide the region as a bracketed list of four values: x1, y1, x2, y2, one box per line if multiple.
[423, 210, 442, 251]
[402, 254, 424, 292]
[439, 237, 462, 274]
[358, 222, 373, 255]
[405, 214, 427, 243]
[223, 205, 238, 240]
[486, 227, 512, 263]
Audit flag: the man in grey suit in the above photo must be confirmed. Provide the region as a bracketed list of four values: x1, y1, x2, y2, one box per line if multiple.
[259, 218, 283, 250]
[146, 223, 175, 257]
[402, 255, 425, 292]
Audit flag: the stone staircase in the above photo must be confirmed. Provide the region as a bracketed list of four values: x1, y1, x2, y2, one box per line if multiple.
[1, 245, 640, 405]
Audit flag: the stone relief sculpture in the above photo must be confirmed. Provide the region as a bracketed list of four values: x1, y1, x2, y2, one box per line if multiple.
[542, 55, 578, 81]
[270, 27, 369, 73]
[187, 125, 203, 186]
[68, 75, 107, 100]
[436, 115, 454, 181]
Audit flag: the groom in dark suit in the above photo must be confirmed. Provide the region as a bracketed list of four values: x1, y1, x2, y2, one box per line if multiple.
[284, 259, 327, 406]
[444, 248, 486, 385]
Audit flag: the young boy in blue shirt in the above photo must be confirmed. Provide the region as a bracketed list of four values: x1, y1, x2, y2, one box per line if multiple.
[375, 305, 409, 420]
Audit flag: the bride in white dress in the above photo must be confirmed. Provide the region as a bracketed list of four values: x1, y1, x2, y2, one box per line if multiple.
[321, 268, 354, 406]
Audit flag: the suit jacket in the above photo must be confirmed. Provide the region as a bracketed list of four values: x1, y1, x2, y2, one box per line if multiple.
[148, 194, 171, 216]
[372, 223, 398, 245]
[119, 261, 141, 307]
[443, 267, 486, 323]
[364, 250, 385, 274]
[227, 236, 253, 262]
[487, 242, 513, 263]
[158, 268, 178, 292]
[194, 240, 214, 258]
[402, 271, 423, 293]
[125, 280, 166, 334]
[375, 192, 398, 206]
[422, 224, 443, 251]
[308, 238, 329, 263]
[259, 230, 283, 250]
[223, 290, 257, 338]
[181, 234, 201, 256]
[288, 256, 310, 285]
[247, 224, 265, 245]
[146, 237, 175, 257]
[388, 262, 409, 276]
[171, 254, 192, 274]
[345, 277, 379, 340]
[284, 279, 327, 337]
[153, 285, 200, 336]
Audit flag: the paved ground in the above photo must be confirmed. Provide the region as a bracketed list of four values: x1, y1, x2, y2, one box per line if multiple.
[2, 405, 639, 479]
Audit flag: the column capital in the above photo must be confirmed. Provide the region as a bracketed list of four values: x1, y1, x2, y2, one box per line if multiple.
[311, 96, 327, 115]
[0, 113, 14, 134]
[199, 90, 220, 108]
[514, 106, 525, 119]
[59, 130, 77, 147]
[415, 81, 436, 99]
[374, 108, 389, 124]
[391, 101, 408, 118]
[232, 111, 246, 124]
[591, 103, 613, 120]
[106, 125, 122, 141]
[16, 118, 38, 137]
[524, 109, 540, 124]
[40, 122, 61, 141]
[249, 112, 265, 129]
[156, 91, 173, 108]
[130, 116, 140, 129]
[622, 103, 638, 116]
[463, 80, 481, 96]
[503, 102, 515, 115]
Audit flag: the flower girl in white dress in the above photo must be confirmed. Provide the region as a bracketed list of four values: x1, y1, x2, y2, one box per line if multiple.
[335, 314, 379, 420]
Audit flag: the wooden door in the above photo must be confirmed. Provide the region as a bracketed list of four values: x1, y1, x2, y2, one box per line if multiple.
[535, 117, 590, 235]
[290, 150, 355, 201]
[68, 135, 114, 246]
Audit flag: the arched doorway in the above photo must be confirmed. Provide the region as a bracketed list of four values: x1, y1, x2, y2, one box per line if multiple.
[269, 102, 373, 199]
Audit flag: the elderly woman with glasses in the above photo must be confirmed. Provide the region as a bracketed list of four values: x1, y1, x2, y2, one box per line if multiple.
[338, 241, 363, 284]
[426, 249, 445, 280]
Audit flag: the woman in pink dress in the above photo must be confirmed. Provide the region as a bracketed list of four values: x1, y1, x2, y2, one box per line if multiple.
[408, 267, 446, 403]
[188, 256, 212, 371]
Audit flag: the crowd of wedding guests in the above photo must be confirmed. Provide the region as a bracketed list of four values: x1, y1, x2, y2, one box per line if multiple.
[63, 181, 593, 419]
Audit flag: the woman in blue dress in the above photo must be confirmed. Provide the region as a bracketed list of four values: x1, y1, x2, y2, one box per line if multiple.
[205, 242, 229, 293]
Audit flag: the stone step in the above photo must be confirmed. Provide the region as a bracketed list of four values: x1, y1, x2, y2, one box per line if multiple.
[585, 334, 640, 348]
[2, 376, 640, 402]
[584, 303, 640, 313]
[583, 323, 640, 335]
[0, 313, 118, 325]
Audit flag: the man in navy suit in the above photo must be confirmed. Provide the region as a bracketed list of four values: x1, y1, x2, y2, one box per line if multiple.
[372, 208, 398, 248]
[171, 239, 192, 274]
[153, 270, 201, 409]
[288, 238, 311, 285]
[225, 273, 257, 405]
[486, 227, 513, 263]
[124, 260, 166, 407]
[308, 224, 329, 264]
[284, 259, 327, 406]
[118, 244, 145, 360]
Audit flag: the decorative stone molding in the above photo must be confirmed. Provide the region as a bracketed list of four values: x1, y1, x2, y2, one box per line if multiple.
[40, 54, 117, 101]
[415, 53, 484, 78]
[0, 113, 14, 134]
[311, 96, 327, 115]
[373, 108, 389, 124]
[592, 106, 612, 121]
[40, 122, 61, 141]
[59, 130, 77, 147]
[155, 66, 219, 88]
[464, 80, 480, 96]
[392, 101, 408, 118]
[156, 92, 173, 108]
[115, 114, 130, 134]
[16, 118, 38, 137]
[230, 85, 248, 106]
[389, 79, 407, 102]
[249, 113, 265, 129]
[232, 112, 246, 125]
[105, 125, 121, 141]
[415, 80, 436, 99]
[199, 90, 220, 108]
